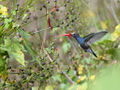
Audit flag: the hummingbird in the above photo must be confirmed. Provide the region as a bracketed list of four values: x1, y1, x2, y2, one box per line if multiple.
[71, 31, 108, 57]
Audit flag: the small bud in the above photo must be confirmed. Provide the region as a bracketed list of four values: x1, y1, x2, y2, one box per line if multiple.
[16, 3, 19, 7]
[64, 3, 67, 7]
[61, 21, 64, 24]
[66, 23, 69, 26]
[65, 16, 69, 20]
[0, 21, 4, 26]
[47, 0, 50, 3]
[43, 4, 46, 8]
[74, 16, 77, 20]
[71, 19, 74, 22]
[15, 8, 18, 11]
[17, 16, 20, 20]
[40, 7, 42, 10]
[56, 8, 59, 11]
[27, 16, 30, 20]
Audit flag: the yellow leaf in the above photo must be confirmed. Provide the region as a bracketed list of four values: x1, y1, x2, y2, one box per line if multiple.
[101, 21, 108, 29]
[77, 75, 86, 83]
[111, 24, 120, 41]
[90, 75, 95, 80]
[78, 65, 84, 75]
[0, 5, 8, 17]
[45, 85, 53, 90]
[13, 50, 25, 66]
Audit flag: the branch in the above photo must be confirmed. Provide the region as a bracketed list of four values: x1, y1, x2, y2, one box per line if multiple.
[62, 71, 75, 84]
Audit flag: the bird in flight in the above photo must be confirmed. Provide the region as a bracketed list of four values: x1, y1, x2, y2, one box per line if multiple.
[71, 31, 108, 57]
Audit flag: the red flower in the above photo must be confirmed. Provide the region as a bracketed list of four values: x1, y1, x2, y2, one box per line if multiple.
[48, 17, 53, 30]
[48, 5, 58, 30]
[51, 5, 58, 12]
[59, 31, 72, 39]
[56, 48, 58, 51]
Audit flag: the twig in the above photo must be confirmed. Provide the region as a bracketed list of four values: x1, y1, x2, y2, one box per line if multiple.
[43, 47, 53, 62]
[62, 71, 75, 84]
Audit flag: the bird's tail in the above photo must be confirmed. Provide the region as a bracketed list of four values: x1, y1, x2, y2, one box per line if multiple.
[87, 48, 97, 57]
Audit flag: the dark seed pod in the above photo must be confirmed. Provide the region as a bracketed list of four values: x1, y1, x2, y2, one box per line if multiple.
[17, 16, 20, 20]
[55, 62, 58, 65]
[66, 23, 69, 26]
[47, 68, 49, 70]
[15, 8, 18, 11]
[21, 75, 26, 80]
[71, 19, 74, 22]
[47, 0, 50, 3]
[65, 16, 69, 19]
[56, 8, 59, 11]
[41, 74, 45, 77]
[29, 12, 31, 15]
[28, 72, 31, 76]
[7, 66, 11, 69]
[24, 20, 27, 23]
[0, 21, 4, 26]
[16, 3, 19, 7]
[40, 7, 42, 10]
[43, 4, 46, 8]
[61, 21, 64, 24]
[30, 80, 34, 84]
[74, 16, 77, 20]
[27, 16, 30, 20]
[41, 62, 45, 65]
[64, 3, 67, 7]
[29, 67, 32, 69]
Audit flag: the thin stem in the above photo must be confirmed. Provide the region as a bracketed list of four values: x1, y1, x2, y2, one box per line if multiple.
[62, 71, 75, 84]
[41, 8, 48, 49]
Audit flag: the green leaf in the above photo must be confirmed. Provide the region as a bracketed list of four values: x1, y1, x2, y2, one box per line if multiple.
[0, 37, 25, 66]
[45, 85, 53, 90]
[19, 30, 30, 39]
[11, 10, 17, 16]
[0, 53, 8, 76]
[12, 51, 25, 66]
[19, 30, 41, 66]
[22, 13, 28, 20]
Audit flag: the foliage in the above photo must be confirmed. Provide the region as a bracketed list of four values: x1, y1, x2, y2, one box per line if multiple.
[0, 0, 120, 90]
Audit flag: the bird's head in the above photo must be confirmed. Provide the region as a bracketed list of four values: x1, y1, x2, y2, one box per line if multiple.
[71, 33, 80, 38]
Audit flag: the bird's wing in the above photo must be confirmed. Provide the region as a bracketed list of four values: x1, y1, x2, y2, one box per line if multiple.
[83, 33, 95, 42]
[83, 31, 107, 45]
